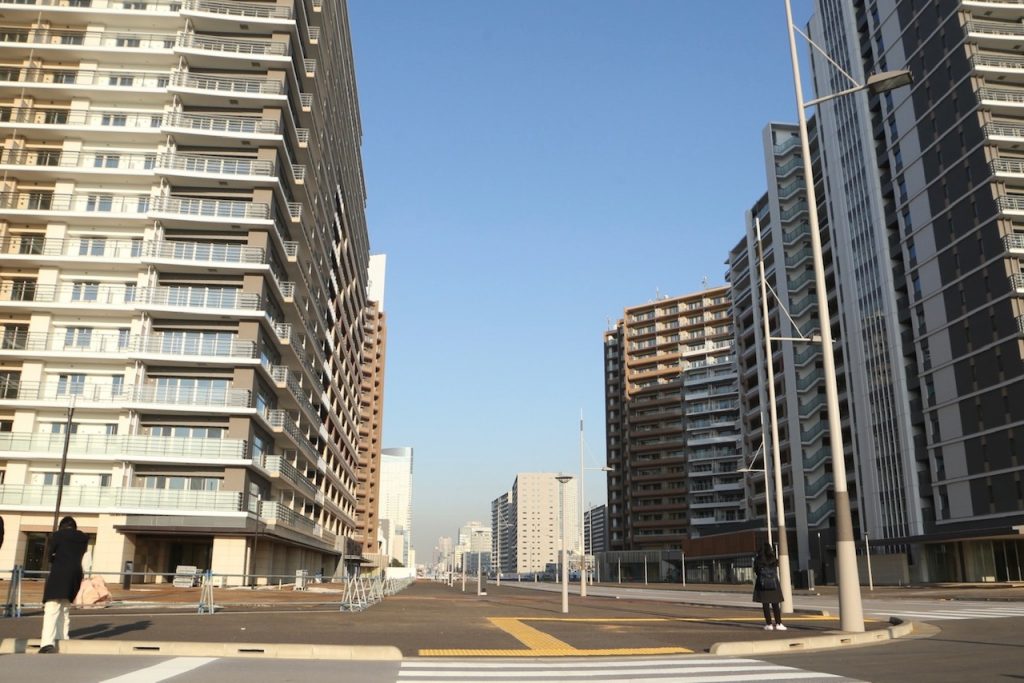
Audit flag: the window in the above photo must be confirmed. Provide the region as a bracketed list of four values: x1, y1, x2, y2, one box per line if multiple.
[1, 324, 27, 349]
[86, 194, 114, 212]
[117, 328, 130, 350]
[107, 75, 134, 87]
[0, 31, 29, 43]
[94, 154, 120, 168]
[78, 238, 106, 255]
[60, 34, 85, 45]
[71, 282, 99, 302]
[56, 373, 86, 396]
[115, 37, 141, 48]
[0, 370, 20, 398]
[64, 327, 93, 348]
[43, 110, 68, 125]
[123, 283, 136, 303]
[111, 374, 125, 397]
[0, 68, 19, 82]
[34, 150, 60, 166]
[147, 425, 224, 439]
[159, 330, 233, 355]
[101, 113, 127, 127]
[26, 192, 53, 210]
[140, 475, 221, 491]
[52, 71, 76, 84]
[154, 377, 228, 404]
[10, 279, 36, 301]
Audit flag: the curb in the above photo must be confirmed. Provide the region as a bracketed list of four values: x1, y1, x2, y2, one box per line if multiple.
[709, 620, 915, 656]
[0, 638, 402, 661]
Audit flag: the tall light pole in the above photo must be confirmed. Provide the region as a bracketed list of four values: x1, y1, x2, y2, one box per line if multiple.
[738, 440, 772, 548]
[578, 413, 586, 597]
[556, 474, 573, 614]
[783, 0, 911, 633]
[756, 216, 792, 614]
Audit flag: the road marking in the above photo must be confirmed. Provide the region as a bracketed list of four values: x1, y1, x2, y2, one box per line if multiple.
[401, 656, 864, 681]
[97, 657, 217, 683]
[419, 615, 852, 656]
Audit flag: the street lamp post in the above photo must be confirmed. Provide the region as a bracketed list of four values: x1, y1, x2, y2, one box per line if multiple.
[756, 216, 792, 614]
[51, 399, 75, 534]
[555, 474, 573, 614]
[783, 0, 911, 633]
[738, 440, 773, 548]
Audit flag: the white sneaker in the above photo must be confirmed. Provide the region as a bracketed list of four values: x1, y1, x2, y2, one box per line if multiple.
[764, 624, 775, 631]
[775, 624, 788, 631]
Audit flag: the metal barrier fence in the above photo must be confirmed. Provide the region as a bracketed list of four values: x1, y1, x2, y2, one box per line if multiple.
[1, 566, 415, 618]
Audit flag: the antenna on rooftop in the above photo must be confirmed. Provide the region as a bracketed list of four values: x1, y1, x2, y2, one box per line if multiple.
[702, 275, 710, 290]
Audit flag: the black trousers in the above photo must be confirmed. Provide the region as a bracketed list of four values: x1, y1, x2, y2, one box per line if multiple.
[762, 602, 781, 624]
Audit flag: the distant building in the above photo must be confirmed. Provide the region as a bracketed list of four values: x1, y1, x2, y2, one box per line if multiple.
[584, 504, 608, 554]
[492, 473, 579, 575]
[604, 288, 744, 551]
[379, 447, 414, 567]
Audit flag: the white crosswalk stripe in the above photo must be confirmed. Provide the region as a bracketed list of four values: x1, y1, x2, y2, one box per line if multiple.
[399, 656, 865, 682]
[864, 601, 1024, 621]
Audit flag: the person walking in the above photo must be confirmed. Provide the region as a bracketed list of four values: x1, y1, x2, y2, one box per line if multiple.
[753, 542, 786, 631]
[38, 516, 88, 653]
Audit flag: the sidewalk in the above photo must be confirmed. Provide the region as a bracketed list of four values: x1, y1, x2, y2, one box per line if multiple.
[587, 580, 1024, 602]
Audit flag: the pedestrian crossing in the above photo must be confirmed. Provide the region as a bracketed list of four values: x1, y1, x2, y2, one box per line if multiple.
[399, 656, 865, 682]
[865, 600, 1024, 621]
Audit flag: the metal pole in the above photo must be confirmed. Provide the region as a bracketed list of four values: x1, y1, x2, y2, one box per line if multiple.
[461, 557, 466, 592]
[644, 553, 648, 585]
[681, 550, 686, 586]
[579, 412, 587, 598]
[785, 0, 864, 632]
[865, 533, 874, 591]
[617, 558, 621, 583]
[756, 216, 792, 614]
[477, 556, 484, 596]
[51, 401, 75, 533]
[558, 479, 570, 614]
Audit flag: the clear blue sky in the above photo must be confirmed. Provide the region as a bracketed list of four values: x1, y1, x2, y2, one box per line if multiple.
[347, 0, 814, 560]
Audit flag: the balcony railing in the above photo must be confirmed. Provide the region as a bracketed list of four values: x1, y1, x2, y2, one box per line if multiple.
[0, 433, 247, 461]
[972, 53, 1024, 71]
[149, 195, 271, 220]
[0, 28, 176, 50]
[986, 121, 1024, 139]
[0, 381, 251, 407]
[169, 70, 285, 95]
[779, 201, 809, 222]
[0, 0, 183, 9]
[1011, 273, 1024, 291]
[0, 191, 150, 214]
[176, 32, 288, 56]
[257, 455, 318, 496]
[162, 111, 280, 135]
[785, 246, 813, 267]
[1018, 314, 1024, 334]
[774, 136, 801, 156]
[145, 239, 266, 264]
[0, 149, 158, 171]
[992, 158, 1024, 175]
[1, 235, 142, 258]
[1004, 233, 1024, 251]
[979, 87, 1024, 105]
[137, 286, 263, 311]
[132, 335, 258, 359]
[965, 19, 1024, 37]
[0, 68, 170, 89]
[775, 157, 802, 177]
[261, 501, 318, 533]
[783, 224, 809, 244]
[0, 484, 243, 512]
[0, 105, 164, 130]
[997, 195, 1024, 212]
[801, 420, 828, 442]
[0, 330, 256, 359]
[796, 369, 823, 390]
[156, 152, 275, 177]
[182, 0, 294, 20]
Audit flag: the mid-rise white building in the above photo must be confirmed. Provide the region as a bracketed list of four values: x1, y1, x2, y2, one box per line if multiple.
[492, 472, 579, 575]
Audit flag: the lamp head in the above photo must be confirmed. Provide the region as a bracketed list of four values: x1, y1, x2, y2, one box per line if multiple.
[866, 69, 913, 94]
[555, 474, 573, 484]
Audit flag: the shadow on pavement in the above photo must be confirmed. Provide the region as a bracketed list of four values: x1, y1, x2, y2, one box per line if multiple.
[74, 621, 152, 639]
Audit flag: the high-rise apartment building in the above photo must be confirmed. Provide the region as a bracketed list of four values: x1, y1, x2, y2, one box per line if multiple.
[356, 255, 387, 567]
[378, 446, 413, 567]
[604, 288, 744, 552]
[732, 0, 1024, 583]
[0, 0, 375, 583]
[730, 119, 856, 579]
[807, 0, 1024, 580]
[491, 473, 579, 575]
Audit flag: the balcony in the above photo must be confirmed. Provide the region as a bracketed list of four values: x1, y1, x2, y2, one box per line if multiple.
[0, 67, 170, 101]
[0, 330, 257, 362]
[0, 484, 243, 513]
[999, 195, 1024, 216]
[1, 235, 142, 263]
[154, 152, 278, 186]
[136, 286, 265, 314]
[148, 195, 272, 226]
[0, 191, 150, 218]
[1005, 233, 1024, 252]
[785, 246, 813, 267]
[144, 239, 266, 267]
[807, 499, 835, 526]
[805, 472, 832, 498]
[0, 380, 251, 409]
[965, 19, 1024, 44]
[256, 455, 318, 498]
[181, 0, 295, 31]
[261, 501, 319, 537]
[798, 393, 827, 418]
[787, 268, 816, 293]
[167, 70, 287, 107]
[774, 135, 801, 156]
[174, 32, 289, 69]
[263, 409, 320, 462]
[991, 158, 1024, 184]
[775, 157, 802, 178]
[800, 420, 828, 443]
[0, 432, 247, 462]
[796, 369, 823, 390]
[790, 292, 816, 316]
[0, 106, 164, 141]
[782, 223, 809, 245]
[0, 28, 175, 62]
[684, 400, 738, 416]
[131, 334, 258, 361]
[779, 200, 809, 223]
[1018, 314, 1024, 334]
[1011, 273, 1024, 292]
[777, 178, 803, 200]
[0, 149, 157, 182]
[972, 53, 1024, 85]
[979, 87, 1024, 115]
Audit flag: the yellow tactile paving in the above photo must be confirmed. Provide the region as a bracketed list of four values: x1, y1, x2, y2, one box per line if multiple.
[417, 615, 849, 657]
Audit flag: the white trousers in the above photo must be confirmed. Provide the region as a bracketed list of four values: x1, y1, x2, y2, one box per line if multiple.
[40, 599, 71, 647]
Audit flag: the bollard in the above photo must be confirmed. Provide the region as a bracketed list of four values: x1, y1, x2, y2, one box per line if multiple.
[122, 561, 133, 590]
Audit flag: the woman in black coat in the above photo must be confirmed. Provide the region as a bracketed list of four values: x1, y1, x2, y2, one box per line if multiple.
[39, 516, 89, 653]
[752, 542, 786, 631]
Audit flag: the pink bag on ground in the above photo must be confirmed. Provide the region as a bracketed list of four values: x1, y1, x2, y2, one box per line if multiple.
[74, 576, 112, 607]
